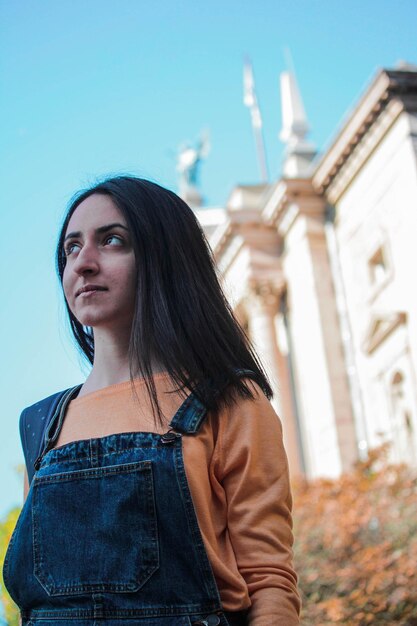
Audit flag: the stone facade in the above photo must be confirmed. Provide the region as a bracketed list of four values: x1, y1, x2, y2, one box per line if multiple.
[195, 65, 417, 479]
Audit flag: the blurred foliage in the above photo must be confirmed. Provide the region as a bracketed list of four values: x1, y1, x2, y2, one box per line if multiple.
[293, 441, 417, 625]
[0, 465, 23, 626]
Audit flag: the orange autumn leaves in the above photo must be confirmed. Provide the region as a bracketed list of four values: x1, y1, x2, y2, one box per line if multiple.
[292, 441, 417, 625]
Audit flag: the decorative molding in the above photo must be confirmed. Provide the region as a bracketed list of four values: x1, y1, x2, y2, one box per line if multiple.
[263, 178, 324, 228]
[244, 279, 284, 312]
[211, 184, 271, 258]
[362, 311, 407, 355]
[322, 99, 404, 205]
[313, 69, 417, 200]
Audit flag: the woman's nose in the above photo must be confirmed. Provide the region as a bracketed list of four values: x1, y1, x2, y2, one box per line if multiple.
[72, 243, 100, 275]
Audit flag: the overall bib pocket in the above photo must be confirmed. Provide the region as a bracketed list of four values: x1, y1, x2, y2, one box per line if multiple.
[32, 460, 159, 596]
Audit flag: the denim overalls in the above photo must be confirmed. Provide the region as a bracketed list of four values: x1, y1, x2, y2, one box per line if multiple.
[3, 375, 252, 626]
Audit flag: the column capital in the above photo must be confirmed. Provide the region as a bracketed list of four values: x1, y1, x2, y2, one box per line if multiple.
[244, 277, 285, 313]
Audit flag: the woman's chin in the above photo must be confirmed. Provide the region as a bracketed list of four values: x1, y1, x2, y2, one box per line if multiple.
[76, 315, 133, 335]
[74, 314, 110, 329]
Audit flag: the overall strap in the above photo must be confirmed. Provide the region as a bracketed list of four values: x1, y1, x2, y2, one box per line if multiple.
[169, 368, 258, 434]
[20, 387, 76, 485]
[33, 384, 82, 472]
[169, 390, 208, 434]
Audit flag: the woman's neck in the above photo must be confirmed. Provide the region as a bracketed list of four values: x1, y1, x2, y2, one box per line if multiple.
[81, 326, 165, 395]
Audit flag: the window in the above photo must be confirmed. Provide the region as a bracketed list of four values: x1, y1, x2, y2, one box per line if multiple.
[388, 370, 416, 465]
[368, 245, 388, 286]
[367, 241, 393, 301]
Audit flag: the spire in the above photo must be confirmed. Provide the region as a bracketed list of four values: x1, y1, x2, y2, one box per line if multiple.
[279, 52, 317, 178]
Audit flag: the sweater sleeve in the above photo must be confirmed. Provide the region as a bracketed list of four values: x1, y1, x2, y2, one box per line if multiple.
[215, 380, 301, 625]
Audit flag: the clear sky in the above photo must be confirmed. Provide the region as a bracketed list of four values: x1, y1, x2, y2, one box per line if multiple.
[1, 0, 416, 517]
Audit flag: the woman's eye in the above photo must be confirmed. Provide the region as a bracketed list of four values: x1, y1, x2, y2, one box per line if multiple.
[64, 242, 79, 256]
[104, 235, 124, 246]
[64, 235, 124, 256]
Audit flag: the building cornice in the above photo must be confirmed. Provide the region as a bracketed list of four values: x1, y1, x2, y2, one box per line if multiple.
[262, 178, 324, 232]
[210, 184, 271, 259]
[362, 311, 407, 355]
[312, 68, 417, 202]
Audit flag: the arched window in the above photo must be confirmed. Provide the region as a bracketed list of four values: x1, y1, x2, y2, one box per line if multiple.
[389, 370, 415, 465]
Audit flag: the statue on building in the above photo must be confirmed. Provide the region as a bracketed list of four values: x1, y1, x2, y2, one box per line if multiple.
[177, 130, 210, 208]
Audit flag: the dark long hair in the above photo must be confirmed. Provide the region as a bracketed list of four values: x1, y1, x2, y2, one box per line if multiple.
[56, 175, 273, 425]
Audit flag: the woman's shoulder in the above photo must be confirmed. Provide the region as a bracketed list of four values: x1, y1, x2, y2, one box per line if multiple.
[214, 375, 283, 445]
[19, 386, 78, 485]
[19, 385, 82, 438]
[21, 385, 79, 417]
[226, 374, 276, 414]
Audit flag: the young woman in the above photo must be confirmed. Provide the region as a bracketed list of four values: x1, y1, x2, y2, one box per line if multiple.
[3, 176, 301, 625]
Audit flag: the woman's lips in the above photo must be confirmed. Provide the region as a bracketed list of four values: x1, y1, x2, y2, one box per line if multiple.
[76, 285, 108, 297]
[79, 289, 107, 297]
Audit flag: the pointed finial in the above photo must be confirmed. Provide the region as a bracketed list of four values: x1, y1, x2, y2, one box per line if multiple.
[279, 49, 317, 178]
[283, 46, 296, 76]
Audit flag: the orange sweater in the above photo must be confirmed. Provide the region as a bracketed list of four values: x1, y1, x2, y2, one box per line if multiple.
[53, 373, 301, 625]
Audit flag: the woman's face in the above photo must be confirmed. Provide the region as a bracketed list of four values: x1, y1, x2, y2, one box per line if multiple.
[62, 193, 137, 333]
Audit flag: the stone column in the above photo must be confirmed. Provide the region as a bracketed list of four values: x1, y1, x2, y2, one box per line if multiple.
[282, 206, 359, 477]
[243, 279, 303, 476]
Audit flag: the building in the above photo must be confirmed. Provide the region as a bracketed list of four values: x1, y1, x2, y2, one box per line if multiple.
[195, 63, 417, 479]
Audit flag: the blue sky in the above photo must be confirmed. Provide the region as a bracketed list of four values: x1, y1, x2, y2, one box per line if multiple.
[1, 0, 416, 517]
